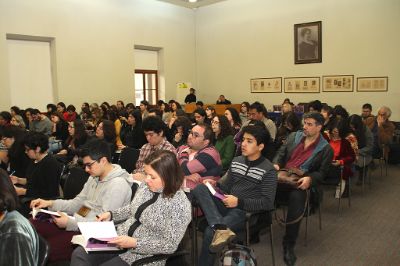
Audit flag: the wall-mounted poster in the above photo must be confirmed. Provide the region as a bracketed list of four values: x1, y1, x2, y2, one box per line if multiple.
[357, 77, 388, 92]
[250, 78, 282, 93]
[322, 75, 354, 92]
[284, 77, 320, 93]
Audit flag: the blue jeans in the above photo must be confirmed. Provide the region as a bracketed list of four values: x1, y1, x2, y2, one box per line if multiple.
[192, 184, 246, 266]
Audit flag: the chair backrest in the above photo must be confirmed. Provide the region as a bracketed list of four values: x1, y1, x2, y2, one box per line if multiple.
[62, 167, 89, 199]
[38, 234, 50, 266]
[118, 147, 140, 173]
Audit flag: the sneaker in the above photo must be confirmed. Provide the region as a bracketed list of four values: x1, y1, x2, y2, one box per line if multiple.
[335, 185, 340, 199]
[209, 228, 236, 253]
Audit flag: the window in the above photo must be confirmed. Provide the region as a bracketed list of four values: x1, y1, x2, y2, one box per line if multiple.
[135, 69, 158, 106]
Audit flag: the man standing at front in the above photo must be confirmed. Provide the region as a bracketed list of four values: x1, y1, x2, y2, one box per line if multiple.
[192, 125, 277, 266]
[273, 113, 333, 266]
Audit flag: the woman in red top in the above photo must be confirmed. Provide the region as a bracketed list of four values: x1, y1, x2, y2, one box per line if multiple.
[326, 119, 355, 198]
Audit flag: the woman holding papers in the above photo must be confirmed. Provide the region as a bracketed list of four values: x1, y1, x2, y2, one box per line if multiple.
[0, 169, 39, 266]
[71, 150, 192, 266]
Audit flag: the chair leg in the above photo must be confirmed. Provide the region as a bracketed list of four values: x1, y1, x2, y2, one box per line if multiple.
[269, 225, 275, 266]
[304, 196, 310, 246]
[348, 178, 351, 207]
[318, 204, 322, 231]
[245, 220, 250, 246]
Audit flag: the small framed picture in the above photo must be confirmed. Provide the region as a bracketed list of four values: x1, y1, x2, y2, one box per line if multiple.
[294, 21, 322, 64]
[284, 77, 320, 93]
[357, 77, 388, 92]
[250, 77, 282, 93]
[322, 75, 354, 92]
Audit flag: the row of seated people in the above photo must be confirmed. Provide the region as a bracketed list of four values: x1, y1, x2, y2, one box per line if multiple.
[0, 99, 396, 266]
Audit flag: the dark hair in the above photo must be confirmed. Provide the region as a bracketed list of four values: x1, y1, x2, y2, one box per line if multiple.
[0, 111, 12, 123]
[140, 100, 149, 107]
[160, 102, 171, 113]
[2, 126, 27, 162]
[196, 101, 204, 107]
[46, 104, 57, 114]
[194, 108, 206, 118]
[126, 103, 135, 111]
[144, 150, 184, 198]
[308, 100, 322, 112]
[241, 102, 250, 112]
[148, 108, 162, 118]
[362, 103, 372, 110]
[225, 107, 241, 127]
[321, 104, 333, 117]
[249, 102, 268, 117]
[57, 102, 67, 111]
[50, 111, 64, 121]
[242, 124, 270, 146]
[99, 120, 116, 143]
[303, 112, 325, 126]
[0, 169, 19, 212]
[142, 116, 166, 136]
[31, 109, 41, 115]
[106, 110, 118, 122]
[71, 119, 87, 140]
[24, 131, 49, 153]
[172, 101, 182, 110]
[349, 114, 366, 148]
[284, 112, 301, 131]
[214, 115, 233, 140]
[329, 118, 350, 139]
[117, 100, 124, 107]
[66, 105, 76, 112]
[101, 102, 111, 109]
[10, 106, 21, 116]
[129, 110, 143, 127]
[198, 124, 214, 144]
[333, 105, 349, 119]
[243, 121, 274, 160]
[81, 139, 112, 162]
[82, 102, 90, 109]
[174, 116, 192, 140]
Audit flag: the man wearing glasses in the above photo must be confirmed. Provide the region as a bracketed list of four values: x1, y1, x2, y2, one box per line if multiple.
[272, 112, 333, 266]
[30, 139, 132, 263]
[177, 124, 222, 189]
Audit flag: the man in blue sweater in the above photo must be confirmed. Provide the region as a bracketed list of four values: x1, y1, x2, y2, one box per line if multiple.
[192, 125, 277, 266]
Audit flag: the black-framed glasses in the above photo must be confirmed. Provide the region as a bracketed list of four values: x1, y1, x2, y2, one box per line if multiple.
[83, 160, 97, 169]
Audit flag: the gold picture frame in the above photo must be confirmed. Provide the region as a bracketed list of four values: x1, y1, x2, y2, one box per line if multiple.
[322, 75, 354, 92]
[250, 77, 282, 93]
[284, 77, 320, 93]
[357, 77, 388, 92]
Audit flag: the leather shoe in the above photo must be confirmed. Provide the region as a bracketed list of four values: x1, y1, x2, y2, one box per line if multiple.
[283, 246, 297, 266]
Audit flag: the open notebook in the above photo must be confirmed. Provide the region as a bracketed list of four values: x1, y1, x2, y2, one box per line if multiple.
[71, 221, 122, 253]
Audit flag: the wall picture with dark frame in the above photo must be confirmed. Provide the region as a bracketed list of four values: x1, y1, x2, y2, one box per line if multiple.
[294, 21, 322, 64]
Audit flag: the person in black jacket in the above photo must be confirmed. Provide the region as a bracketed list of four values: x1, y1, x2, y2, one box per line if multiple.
[184, 88, 197, 104]
[12, 132, 63, 217]
[118, 110, 146, 150]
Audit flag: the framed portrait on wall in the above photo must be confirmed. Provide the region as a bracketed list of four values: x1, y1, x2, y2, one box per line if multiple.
[357, 77, 388, 92]
[284, 77, 320, 93]
[322, 75, 354, 92]
[250, 77, 282, 93]
[294, 21, 322, 64]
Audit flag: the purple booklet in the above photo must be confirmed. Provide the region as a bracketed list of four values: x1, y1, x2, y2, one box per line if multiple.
[205, 182, 226, 200]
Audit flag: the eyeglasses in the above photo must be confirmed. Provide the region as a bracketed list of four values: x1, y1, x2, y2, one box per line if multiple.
[211, 120, 220, 125]
[83, 160, 97, 169]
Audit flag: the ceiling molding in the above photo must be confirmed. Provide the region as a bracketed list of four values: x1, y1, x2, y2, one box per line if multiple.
[156, 0, 227, 9]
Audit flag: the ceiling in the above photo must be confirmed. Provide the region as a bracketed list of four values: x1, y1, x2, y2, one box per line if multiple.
[156, 0, 227, 9]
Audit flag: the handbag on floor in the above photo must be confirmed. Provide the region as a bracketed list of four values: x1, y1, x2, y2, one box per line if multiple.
[220, 244, 257, 266]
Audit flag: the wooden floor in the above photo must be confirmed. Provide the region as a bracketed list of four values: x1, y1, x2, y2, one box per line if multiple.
[253, 163, 400, 266]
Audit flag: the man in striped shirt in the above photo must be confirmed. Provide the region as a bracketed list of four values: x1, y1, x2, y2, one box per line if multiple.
[192, 125, 277, 266]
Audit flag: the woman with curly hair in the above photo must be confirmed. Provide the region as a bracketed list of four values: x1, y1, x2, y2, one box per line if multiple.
[211, 115, 235, 172]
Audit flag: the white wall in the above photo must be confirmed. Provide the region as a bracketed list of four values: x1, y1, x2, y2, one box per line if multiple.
[0, 0, 196, 110]
[195, 0, 400, 119]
